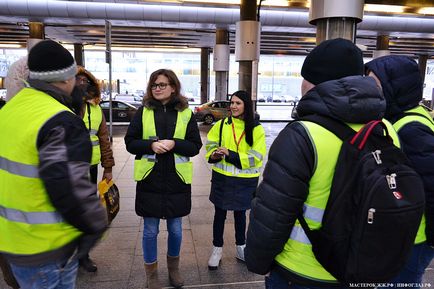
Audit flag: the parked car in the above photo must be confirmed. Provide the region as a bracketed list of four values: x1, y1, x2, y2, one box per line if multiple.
[100, 100, 138, 122]
[113, 93, 142, 108]
[194, 100, 231, 125]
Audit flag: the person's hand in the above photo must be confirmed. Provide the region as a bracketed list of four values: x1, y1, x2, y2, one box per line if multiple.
[159, 139, 175, 151]
[151, 141, 170, 154]
[217, 147, 229, 156]
[210, 150, 224, 160]
[102, 170, 113, 182]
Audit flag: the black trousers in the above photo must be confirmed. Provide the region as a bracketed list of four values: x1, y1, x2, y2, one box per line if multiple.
[89, 164, 98, 184]
[79, 164, 98, 262]
[212, 206, 246, 247]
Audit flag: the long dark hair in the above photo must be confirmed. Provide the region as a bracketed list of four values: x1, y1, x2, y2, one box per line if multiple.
[231, 90, 254, 146]
[143, 69, 188, 110]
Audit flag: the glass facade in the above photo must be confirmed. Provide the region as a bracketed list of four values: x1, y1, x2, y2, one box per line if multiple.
[1, 48, 434, 105]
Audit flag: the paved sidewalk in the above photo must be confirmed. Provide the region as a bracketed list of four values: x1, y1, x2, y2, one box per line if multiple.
[2, 122, 434, 289]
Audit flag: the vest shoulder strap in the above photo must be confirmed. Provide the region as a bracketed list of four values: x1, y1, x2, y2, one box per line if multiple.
[396, 112, 434, 125]
[300, 114, 355, 141]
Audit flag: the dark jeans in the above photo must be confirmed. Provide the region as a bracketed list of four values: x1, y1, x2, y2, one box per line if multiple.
[212, 206, 246, 247]
[379, 242, 434, 289]
[89, 165, 98, 184]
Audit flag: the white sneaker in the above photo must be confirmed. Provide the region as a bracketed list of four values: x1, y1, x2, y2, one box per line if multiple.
[208, 246, 222, 270]
[236, 244, 245, 262]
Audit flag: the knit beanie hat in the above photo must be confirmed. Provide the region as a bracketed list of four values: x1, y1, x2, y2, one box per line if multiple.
[28, 40, 77, 82]
[301, 38, 364, 85]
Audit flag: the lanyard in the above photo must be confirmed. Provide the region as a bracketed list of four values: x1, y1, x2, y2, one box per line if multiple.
[231, 121, 245, 151]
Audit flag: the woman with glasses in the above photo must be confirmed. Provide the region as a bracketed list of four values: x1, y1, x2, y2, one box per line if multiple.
[205, 90, 266, 270]
[125, 69, 202, 289]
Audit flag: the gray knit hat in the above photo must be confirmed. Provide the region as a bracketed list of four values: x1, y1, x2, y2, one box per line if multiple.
[28, 40, 77, 82]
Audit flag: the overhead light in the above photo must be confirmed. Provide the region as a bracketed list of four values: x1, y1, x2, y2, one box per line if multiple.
[364, 4, 405, 13]
[0, 44, 24, 48]
[418, 7, 434, 15]
[183, 0, 239, 4]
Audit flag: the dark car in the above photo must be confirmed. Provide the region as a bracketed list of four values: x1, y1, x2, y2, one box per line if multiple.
[113, 93, 143, 108]
[194, 100, 231, 125]
[100, 100, 138, 122]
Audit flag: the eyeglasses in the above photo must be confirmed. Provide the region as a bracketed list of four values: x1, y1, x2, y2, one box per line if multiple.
[75, 76, 91, 85]
[150, 83, 170, 90]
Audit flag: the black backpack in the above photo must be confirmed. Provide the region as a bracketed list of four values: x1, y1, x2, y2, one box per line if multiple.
[297, 114, 425, 284]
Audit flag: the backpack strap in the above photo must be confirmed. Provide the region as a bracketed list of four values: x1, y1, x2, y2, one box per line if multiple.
[218, 117, 225, 147]
[296, 114, 356, 242]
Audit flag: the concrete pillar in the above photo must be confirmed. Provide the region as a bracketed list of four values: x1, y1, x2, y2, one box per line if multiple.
[418, 54, 428, 85]
[27, 22, 44, 52]
[236, 0, 259, 108]
[200, 47, 210, 104]
[214, 29, 229, 101]
[309, 0, 363, 44]
[373, 35, 391, 59]
[74, 43, 85, 67]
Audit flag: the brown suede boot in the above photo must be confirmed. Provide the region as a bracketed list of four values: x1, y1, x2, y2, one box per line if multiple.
[144, 262, 162, 289]
[167, 255, 184, 288]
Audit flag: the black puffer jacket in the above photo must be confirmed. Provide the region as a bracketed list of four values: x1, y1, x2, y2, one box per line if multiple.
[366, 55, 434, 245]
[245, 76, 386, 281]
[125, 99, 202, 218]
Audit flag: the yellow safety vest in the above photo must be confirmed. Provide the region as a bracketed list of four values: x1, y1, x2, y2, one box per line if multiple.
[205, 117, 266, 178]
[0, 88, 82, 255]
[275, 119, 399, 283]
[83, 103, 103, 165]
[393, 106, 434, 245]
[134, 108, 193, 184]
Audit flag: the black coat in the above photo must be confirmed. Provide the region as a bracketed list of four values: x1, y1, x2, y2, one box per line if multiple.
[125, 99, 202, 218]
[245, 76, 386, 280]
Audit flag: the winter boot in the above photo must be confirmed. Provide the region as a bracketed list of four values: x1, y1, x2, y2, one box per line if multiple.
[167, 255, 184, 288]
[207, 246, 222, 270]
[236, 244, 246, 262]
[144, 262, 162, 289]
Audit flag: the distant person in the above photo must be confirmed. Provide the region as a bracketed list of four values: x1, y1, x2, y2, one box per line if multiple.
[125, 69, 202, 289]
[205, 90, 266, 270]
[75, 66, 115, 272]
[366, 55, 434, 288]
[0, 40, 107, 289]
[4, 56, 28, 102]
[245, 38, 390, 288]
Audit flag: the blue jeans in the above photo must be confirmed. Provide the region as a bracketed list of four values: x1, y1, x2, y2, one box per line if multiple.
[10, 255, 78, 289]
[265, 270, 344, 289]
[382, 242, 434, 288]
[142, 217, 182, 264]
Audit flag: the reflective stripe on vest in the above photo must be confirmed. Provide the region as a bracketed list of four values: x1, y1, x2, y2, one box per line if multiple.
[0, 205, 63, 224]
[0, 156, 39, 178]
[83, 103, 103, 165]
[393, 106, 434, 245]
[0, 88, 82, 255]
[134, 107, 193, 184]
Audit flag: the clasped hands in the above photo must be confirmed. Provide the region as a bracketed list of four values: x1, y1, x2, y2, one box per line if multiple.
[151, 139, 175, 154]
[210, 147, 229, 160]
